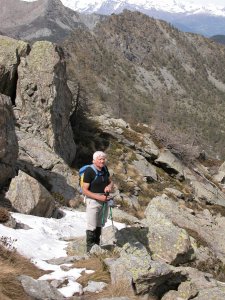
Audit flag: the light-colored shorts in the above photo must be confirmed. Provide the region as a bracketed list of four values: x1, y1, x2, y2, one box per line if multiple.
[86, 197, 109, 231]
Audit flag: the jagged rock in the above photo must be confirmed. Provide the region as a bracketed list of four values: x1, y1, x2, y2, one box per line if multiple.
[91, 115, 159, 159]
[83, 280, 107, 293]
[18, 275, 64, 300]
[90, 244, 108, 255]
[164, 187, 185, 199]
[194, 288, 225, 299]
[0, 35, 29, 98]
[175, 267, 225, 300]
[47, 256, 86, 265]
[0, 94, 18, 187]
[102, 225, 118, 246]
[109, 208, 141, 225]
[17, 131, 61, 169]
[136, 132, 159, 160]
[105, 242, 185, 295]
[132, 154, 157, 182]
[15, 40, 76, 165]
[191, 179, 225, 206]
[143, 203, 194, 265]
[149, 194, 225, 263]
[66, 236, 86, 256]
[6, 170, 56, 217]
[213, 161, 225, 183]
[16, 130, 77, 201]
[155, 148, 186, 180]
[116, 193, 140, 210]
[161, 281, 198, 300]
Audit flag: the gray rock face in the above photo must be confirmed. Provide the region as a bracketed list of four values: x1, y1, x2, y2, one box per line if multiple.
[0, 35, 29, 99]
[155, 148, 186, 180]
[149, 194, 225, 263]
[15, 41, 76, 165]
[191, 179, 225, 206]
[0, 94, 18, 187]
[18, 275, 64, 300]
[105, 242, 184, 295]
[132, 154, 157, 182]
[6, 170, 56, 217]
[16, 130, 77, 201]
[144, 204, 194, 265]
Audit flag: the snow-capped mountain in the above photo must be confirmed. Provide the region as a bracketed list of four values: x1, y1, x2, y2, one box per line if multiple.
[19, 0, 225, 36]
[60, 0, 225, 17]
[58, 0, 225, 36]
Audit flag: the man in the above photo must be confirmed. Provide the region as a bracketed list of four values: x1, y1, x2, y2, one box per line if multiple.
[82, 151, 114, 253]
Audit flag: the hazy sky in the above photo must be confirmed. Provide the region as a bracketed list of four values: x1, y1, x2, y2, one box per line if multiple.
[187, 0, 225, 5]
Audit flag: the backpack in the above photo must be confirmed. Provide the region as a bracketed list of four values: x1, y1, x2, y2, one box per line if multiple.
[79, 164, 108, 193]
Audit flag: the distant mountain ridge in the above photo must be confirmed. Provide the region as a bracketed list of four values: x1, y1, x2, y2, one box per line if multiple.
[61, 0, 225, 16]
[59, 0, 225, 36]
[211, 34, 225, 45]
[0, 0, 103, 42]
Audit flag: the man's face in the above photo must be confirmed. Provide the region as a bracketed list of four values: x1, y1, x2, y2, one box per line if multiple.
[93, 156, 106, 169]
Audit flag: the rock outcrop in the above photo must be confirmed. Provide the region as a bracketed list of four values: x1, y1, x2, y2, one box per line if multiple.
[15, 40, 76, 165]
[0, 35, 29, 99]
[0, 93, 18, 187]
[0, 35, 78, 204]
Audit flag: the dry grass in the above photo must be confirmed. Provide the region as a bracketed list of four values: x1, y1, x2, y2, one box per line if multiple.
[0, 245, 46, 300]
[74, 255, 139, 300]
[73, 256, 111, 286]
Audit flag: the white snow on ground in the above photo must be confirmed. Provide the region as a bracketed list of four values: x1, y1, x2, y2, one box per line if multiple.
[0, 208, 125, 297]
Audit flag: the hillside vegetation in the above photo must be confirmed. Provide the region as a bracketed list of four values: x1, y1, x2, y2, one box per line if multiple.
[63, 10, 225, 159]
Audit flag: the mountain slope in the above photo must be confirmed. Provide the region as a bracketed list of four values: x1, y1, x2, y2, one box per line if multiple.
[63, 10, 225, 159]
[0, 0, 103, 42]
[211, 35, 225, 45]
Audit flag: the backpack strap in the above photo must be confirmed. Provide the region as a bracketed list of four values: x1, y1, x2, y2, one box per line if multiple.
[89, 164, 108, 185]
[90, 164, 98, 182]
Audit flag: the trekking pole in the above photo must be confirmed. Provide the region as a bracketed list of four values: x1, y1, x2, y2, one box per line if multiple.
[109, 206, 114, 228]
[100, 202, 106, 246]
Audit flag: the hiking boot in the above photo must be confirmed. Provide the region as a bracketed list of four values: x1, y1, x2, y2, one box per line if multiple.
[86, 230, 96, 253]
[95, 227, 102, 245]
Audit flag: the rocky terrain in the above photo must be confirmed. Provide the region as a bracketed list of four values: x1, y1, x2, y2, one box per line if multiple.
[63, 10, 225, 160]
[1, 34, 225, 299]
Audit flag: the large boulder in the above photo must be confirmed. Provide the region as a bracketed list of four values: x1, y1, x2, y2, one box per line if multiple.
[15, 40, 76, 165]
[105, 242, 185, 296]
[16, 130, 77, 201]
[149, 194, 225, 263]
[0, 93, 18, 187]
[6, 170, 56, 217]
[143, 203, 194, 265]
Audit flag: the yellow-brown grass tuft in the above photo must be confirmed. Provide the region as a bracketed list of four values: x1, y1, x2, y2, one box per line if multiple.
[0, 244, 47, 300]
[0, 208, 10, 223]
[74, 256, 111, 287]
